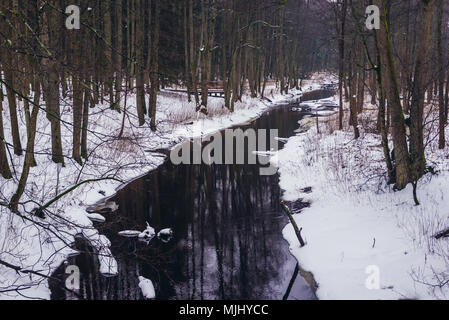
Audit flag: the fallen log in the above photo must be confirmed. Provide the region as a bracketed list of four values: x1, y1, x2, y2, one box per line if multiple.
[280, 201, 305, 247]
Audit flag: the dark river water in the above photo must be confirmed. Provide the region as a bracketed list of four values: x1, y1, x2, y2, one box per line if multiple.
[49, 88, 335, 300]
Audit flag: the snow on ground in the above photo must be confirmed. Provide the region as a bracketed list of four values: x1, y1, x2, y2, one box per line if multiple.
[274, 93, 449, 300]
[0, 82, 302, 299]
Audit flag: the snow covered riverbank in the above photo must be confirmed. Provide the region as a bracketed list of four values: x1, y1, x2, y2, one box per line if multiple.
[274, 93, 449, 300]
[0, 83, 304, 299]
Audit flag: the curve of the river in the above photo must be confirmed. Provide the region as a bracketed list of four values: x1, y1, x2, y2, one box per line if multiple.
[50, 87, 336, 300]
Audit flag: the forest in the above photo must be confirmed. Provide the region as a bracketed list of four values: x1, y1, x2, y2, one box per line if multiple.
[0, 0, 448, 302]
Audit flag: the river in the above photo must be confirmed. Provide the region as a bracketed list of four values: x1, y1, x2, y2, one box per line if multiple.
[49, 87, 336, 300]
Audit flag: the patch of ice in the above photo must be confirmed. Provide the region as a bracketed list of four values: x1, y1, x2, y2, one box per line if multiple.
[118, 230, 141, 238]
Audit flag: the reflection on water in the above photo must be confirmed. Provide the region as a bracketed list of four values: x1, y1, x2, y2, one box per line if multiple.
[50, 90, 334, 300]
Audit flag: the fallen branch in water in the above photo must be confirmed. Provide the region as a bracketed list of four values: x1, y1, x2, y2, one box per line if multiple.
[280, 201, 305, 247]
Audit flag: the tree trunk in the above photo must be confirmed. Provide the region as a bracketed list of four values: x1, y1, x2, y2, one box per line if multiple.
[376, 0, 410, 190]
[115, 0, 123, 110]
[279, 6, 285, 94]
[103, 0, 115, 110]
[72, 77, 83, 164]
[189, 0, 200, 106]
[149, 0, 160, 131]
[2, 56, 22, 156]
[409, 0, 434, 180]
[338, 0, 347, 130]
[81, 87, 90, 160]
[136, 0, 147, 126]
[9, 90, 40, 212]
[437, 0, 445, 149]
[373, 33, 394, 182]
[41, 3, 64, 165]
[348, 49, 360, 139]
[0, 75, 12, 179]
[184, 0, 191, 102]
